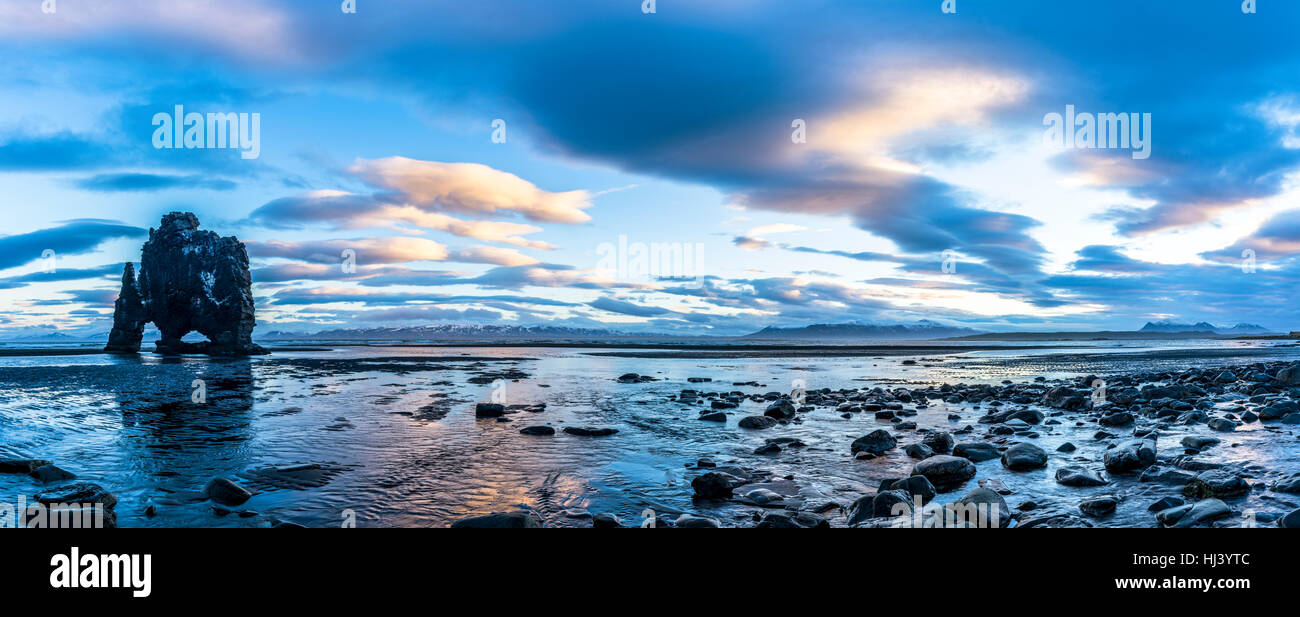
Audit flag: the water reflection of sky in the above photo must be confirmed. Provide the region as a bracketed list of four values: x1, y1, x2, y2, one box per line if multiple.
[1, 341, 1297, 528]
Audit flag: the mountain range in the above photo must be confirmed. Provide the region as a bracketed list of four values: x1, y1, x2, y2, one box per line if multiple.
[742, 320, 982, 341]
[1138, 321, 1274, 334]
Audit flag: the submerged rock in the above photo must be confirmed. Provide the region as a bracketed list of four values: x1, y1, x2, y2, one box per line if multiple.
[738, 415, 778, 430]
[0, 459, 52, 474]
[28, 464, 77, 483]
[106, 212, 266, 355]
[1055, 466, 1109, 487]
[204, 477, 253, 506]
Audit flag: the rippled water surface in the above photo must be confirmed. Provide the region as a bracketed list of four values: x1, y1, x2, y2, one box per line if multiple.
[2, 340, 1298, 528]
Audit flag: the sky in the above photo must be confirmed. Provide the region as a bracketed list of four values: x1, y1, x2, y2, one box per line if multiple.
[0, 0, 1298, 337]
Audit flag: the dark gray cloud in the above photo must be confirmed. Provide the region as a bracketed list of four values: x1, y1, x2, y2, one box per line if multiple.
[0, 220, 145, 270]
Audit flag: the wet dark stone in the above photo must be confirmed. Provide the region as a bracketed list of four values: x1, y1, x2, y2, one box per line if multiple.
[1103, 438, 1157, 473]
[1079, 495, 1118, 517]
[0, 459, 52, 474]
[910, 455, 977, 490]
[204, 477, 253, 506]
[475, 403, 505, 417]
[1055, 466, 1109, 487]
[692, 471, 745, 499]
[1183, 469, 1250, 499]
[562, 427, 618, 437]
[1001, 442, 1048, 471]
[738, 415, 778, 430]
[851, 429, 897, 455]
[953, 442, 1001, 462]
[519, 425, 555, 436]
[28, 464, 77, 483]
[755, 512, 829, 528]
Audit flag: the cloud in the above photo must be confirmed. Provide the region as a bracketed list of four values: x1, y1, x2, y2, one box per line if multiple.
[588, 296, 671, 317]
[248, 237, 539, 267]
[0, 220, 146, 270]
[74, 173, 237, 192]
[0, 132, 115, 171]
[347, 157, 593, 224]
[746, 223, 806, 236]
[1200, 209, 1300, 264]
[249, 237, 449, 265]
[352, 306, 503, 322]
[0, 263, 124, 288]
[0, 0, 304, 63]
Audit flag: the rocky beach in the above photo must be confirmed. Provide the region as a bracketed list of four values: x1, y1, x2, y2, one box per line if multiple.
[2, 341, 1299, 529]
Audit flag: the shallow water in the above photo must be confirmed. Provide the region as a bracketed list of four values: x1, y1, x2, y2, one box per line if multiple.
[1, 340, 1298, 528]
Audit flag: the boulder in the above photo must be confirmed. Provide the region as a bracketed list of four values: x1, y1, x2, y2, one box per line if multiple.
[887, 475, 937, 506]
[921, 431, 955, 454]
[1172, 499, 1231, 528]
[1055, 465, 1109, 487]
[1279, 509, 1300, 529]
[1182, 469, 1250, 499]
[851, 429, 897, 455]
[949, 487, 1010, 528]
[1103, 438, 1157, 473]
[674, 514, 722, 528]
[755, 512, 828, 529]
[474, 403, 504, 417]
[1079, 495, 1118, 517]
[1275, 364, 1300, 386]
[691, 472, 745, 499]
[952, 442, 1001, 462]
[763, 399, 797, 420]
[1001, 442, 1048, 471]
[904, 443, 934, 459]
[1271, 473, 1300, 494]
[910, 455, 977, 489]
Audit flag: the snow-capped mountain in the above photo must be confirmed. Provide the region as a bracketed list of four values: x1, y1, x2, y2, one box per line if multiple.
[1139, 321, 1274, 335]
[743, 320, 982, 341]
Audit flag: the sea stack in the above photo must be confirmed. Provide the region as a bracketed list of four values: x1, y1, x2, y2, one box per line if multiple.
[105, 212, 267, 355]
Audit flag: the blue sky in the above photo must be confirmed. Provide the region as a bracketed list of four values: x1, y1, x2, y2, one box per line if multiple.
[0, 0, 1298, 336]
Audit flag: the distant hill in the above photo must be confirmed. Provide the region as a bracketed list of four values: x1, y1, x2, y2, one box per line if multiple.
[1139, 321, 1274, 335]
[743, 320, 981, 341]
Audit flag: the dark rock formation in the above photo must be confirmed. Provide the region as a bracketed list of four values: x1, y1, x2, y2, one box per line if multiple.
[105, 212, 266, 355]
